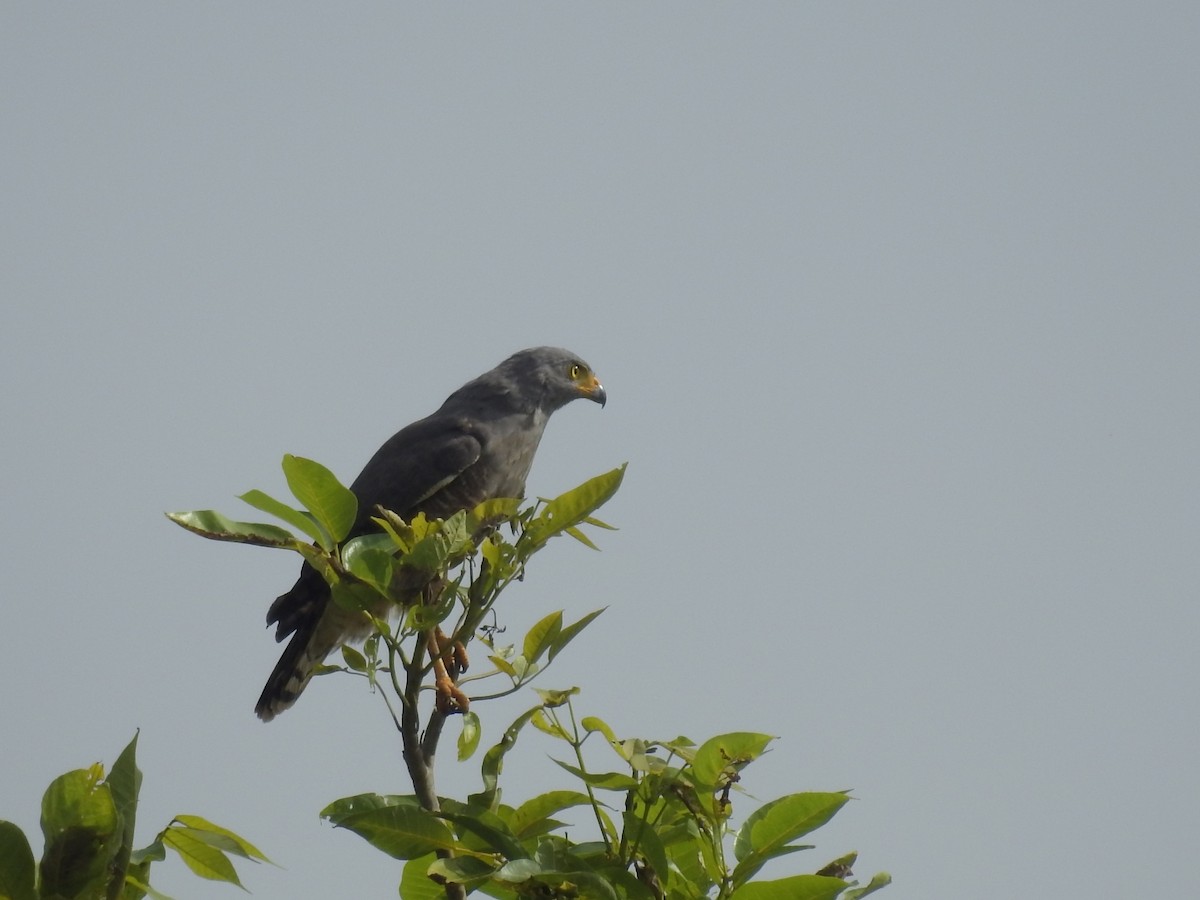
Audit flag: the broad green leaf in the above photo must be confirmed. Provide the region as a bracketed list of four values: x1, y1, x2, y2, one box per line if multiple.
[733, 793, 849, 864]
[729, 874, 847, 900]
[340, 534, 397, 592]
[436, 811, 526, 861]
[458, 712, 482, 762]
[399, 854, 444, 900]
[0, 821, 36, 900]
[39, 766, 121, 899]
[691, 732, 775, 788]
[426, 854, 497, 886]
[493, 857, 542, 882]
[162, 827, 241, 885]
[508, 791, 593, 839]
[531, 687, 578, 708]
[165, 510, 299, 548]
[171, 816, 269, 863]
[322, 795, 460, 859]
[522, 611, 563, 664]
[729, 844, 812, 887]
[547, 608, 605, 662]
[320, 793, 420, 823]
[281, 454, 357, 544]
[237, 489, 328, 547]
[842, 871, 892, 899]
[550, 759, 638, 791]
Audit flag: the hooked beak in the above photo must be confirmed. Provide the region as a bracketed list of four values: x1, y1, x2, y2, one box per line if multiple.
[583, 375, 607, 408]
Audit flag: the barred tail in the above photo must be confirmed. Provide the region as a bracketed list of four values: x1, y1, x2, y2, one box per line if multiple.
[255, 620, 334, 722]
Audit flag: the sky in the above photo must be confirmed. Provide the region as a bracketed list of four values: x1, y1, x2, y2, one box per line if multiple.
[2, 4, 1198, 899]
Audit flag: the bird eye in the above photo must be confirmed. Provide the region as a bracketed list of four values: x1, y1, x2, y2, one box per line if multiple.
[569, 364, 583, 379]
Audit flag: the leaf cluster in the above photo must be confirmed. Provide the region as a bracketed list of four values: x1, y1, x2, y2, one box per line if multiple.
[0, 734, 267, 900]
[322, 692, 890, 900]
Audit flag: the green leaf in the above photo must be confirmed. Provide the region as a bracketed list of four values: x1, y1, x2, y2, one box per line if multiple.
[426, 854, 498, 886]
[842, 871, 893, 899]
[522, 611, 563, 665]
[398, 854, 444, 900]
[340, 534, 397, 592]
[458, 712, 482, 762]
[171, 816, 270, 863]
[580, 716, 618, 745]
[165, 510, 299, 548]
[470, 705, 543, 810]
[123, 872, 175, 900]
[436, 811, 526, 861]
[162, 826, 241, 886]
[550, 759, 638, 791]
[107, 733, 143, 897]
[39, 765, 121, 899]
[563, 526, 599, 550]
[493, 857, 542, 883]
[733, 793, 849, 863]
[341, 645, 367, 672]
[0, 821, 36, 900]
[508, 791, 593, 840]
[729, 874, 848, 900]
[281, 454, 358, 544]
[731, 793, 850, 889]
[520, 464, 626, 553]
[489, 655, 520, 679]
[547, 608, 606, 663]
[691, 732, 775, 788]
[321, 795, 459, 860]
[237, 489, 329, 547]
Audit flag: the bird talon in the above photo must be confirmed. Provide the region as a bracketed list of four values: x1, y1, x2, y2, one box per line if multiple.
[434, 677, 470, 715]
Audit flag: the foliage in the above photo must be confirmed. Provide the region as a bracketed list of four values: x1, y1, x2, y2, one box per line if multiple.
[0, 733, 267, 900]
[166, 457, 890, 898]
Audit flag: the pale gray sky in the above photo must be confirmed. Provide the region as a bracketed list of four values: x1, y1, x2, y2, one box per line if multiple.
[3, 5, 1198, 899]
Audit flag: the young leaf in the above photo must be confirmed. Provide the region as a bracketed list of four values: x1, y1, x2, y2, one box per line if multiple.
[522, 611, 563, 665]
[106, 733, 143, 896]
[547, 608, 606, 663]
[341, 646, 368, 673]
[842, 871, 893, 899]
[238, 489, 329, 547]
[691, 732, 775, 788]
[171, 816, 269, 865]
[508, 791, 594, 840]
[162, 827, 242, 886]
[281, 454, 358, 544]
[520, 464, 626, 553]
[549, 759, 638, 791]
[458, 712, 482, 762]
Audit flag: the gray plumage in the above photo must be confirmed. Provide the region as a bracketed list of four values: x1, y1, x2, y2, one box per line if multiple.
[255, 347, 606, 721]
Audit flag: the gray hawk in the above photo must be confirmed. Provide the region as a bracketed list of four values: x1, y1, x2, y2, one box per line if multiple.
[255, 347, 606, 721]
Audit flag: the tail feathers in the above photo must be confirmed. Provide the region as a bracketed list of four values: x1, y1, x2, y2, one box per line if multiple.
[255, 621, 336, 722]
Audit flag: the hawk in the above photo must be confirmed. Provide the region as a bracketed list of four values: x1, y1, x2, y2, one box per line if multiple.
[255, 347, 606, 721]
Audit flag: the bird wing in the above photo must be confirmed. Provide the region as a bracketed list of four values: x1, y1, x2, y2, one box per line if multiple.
[266, 415, 483, 641]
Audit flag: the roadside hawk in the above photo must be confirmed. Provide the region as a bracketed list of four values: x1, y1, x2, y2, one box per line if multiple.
[255, 347, 606, 721]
